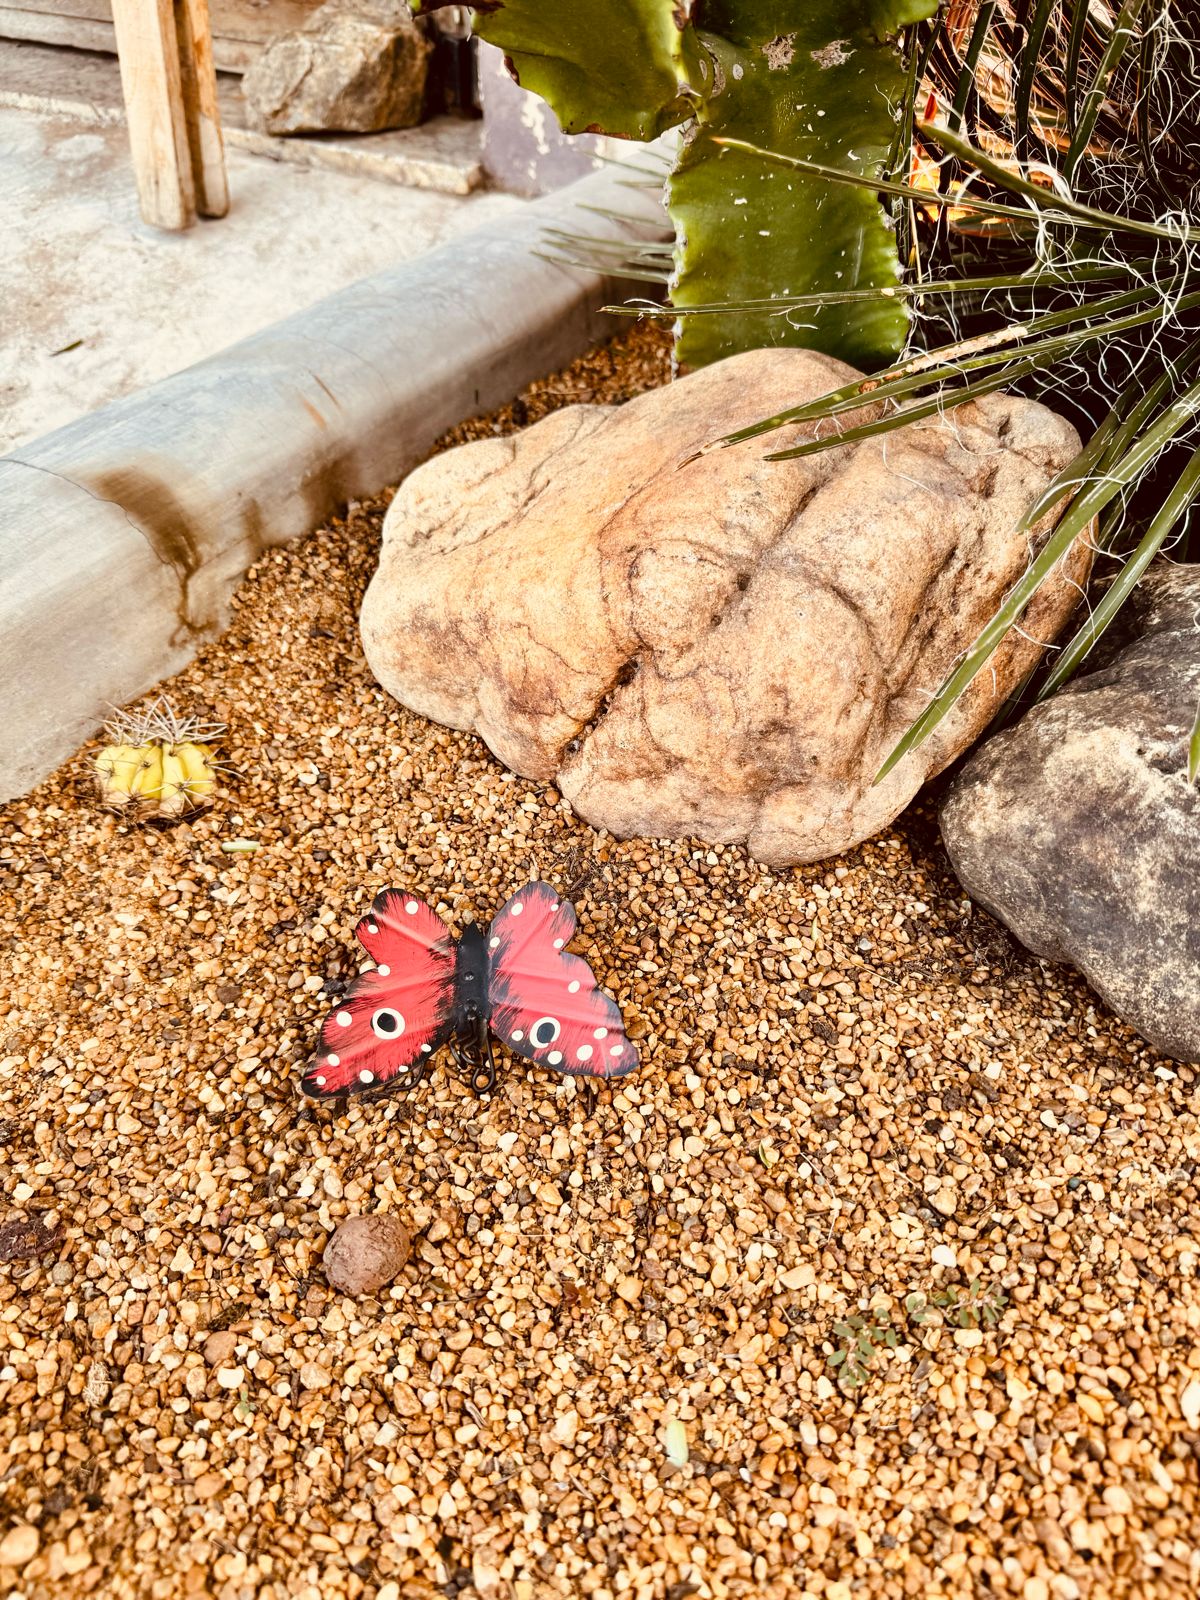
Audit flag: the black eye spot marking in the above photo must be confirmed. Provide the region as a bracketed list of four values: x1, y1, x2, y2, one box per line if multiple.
[371, 1008, 405, 1039]
[530, 1017, 561, 1047]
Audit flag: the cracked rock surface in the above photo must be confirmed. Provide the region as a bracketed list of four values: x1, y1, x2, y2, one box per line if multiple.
[361, 347, 1091, 864]
[942, 562, 1200, 1062]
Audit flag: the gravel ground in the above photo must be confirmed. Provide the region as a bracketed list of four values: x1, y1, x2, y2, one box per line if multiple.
[3, 325, 1200, 1600]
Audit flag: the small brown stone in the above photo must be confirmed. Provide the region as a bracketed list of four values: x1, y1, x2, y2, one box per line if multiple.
[322, 1213, 411, 1296]
[1103, 1484, 1134, 1515]
[203, 1330, 237, 1366]
[241, 0, 431, 135]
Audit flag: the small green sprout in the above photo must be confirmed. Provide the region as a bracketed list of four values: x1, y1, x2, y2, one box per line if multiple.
[905, 1290, 931, 1325]
[828, 1314, 899, 1391]
[826, 1279, 1009, 1395]
[938, 1278, 1008, 1329]
[907, 1279, 1008, 1330]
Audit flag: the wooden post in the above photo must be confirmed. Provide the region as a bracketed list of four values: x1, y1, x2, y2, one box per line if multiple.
[177, 0, 230, 218]
[109, 0, 229, 231]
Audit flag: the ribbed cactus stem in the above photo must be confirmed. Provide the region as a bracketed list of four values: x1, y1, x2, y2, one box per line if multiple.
[93, 697, 225, 821]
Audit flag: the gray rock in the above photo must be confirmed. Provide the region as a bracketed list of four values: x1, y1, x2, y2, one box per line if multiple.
[941, 563, 1200, 1061]
[242, 0, 432, 136]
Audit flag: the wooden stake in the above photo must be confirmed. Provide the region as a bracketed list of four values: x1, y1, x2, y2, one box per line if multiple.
[176, 0, 229, 218]
[109, 0, 229, 230]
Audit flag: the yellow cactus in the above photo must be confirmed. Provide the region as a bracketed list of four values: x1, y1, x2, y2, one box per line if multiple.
[95, 743, 143, 803]
[93, 698, 225, 821]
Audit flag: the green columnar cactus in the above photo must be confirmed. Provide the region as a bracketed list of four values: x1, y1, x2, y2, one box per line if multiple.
[417, 0, 935, 369]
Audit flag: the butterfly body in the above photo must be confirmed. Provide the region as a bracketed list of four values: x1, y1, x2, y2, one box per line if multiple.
[302, 881, 638, 1100]
[452, 921, 490, 1026]
[444, 922, 497, 1095]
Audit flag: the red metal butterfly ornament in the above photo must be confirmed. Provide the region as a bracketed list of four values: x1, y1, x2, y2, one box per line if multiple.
[301, 880, 638, 1100]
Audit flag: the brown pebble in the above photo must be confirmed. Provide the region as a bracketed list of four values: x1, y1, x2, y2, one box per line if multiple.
[322, 1213, 411, 1296]
[203, 1330, 237, 1366]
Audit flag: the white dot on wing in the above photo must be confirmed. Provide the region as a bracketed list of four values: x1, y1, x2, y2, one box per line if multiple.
[313, 1076, 326, 1087]
[577, 1045, 593, 1062]
[553, 938, 564, 949]
[594, 1028, 608, 1040]
[548, 1050, 563, 1065]
[512, 1030, 524, 1042]
[610, 1044, 623, 1057]
[336, 1011, 352, 1027]
[511, 902, 523, 915]
[421, 1044, 432, 1054]
[568, 979, 580, 993]
[551, 902, 559, 911]
[327, 1054, 340, 1067]
[367, 923, 378, 934]
[377, 965, 391, 976]
[405, 901, 418, 914]
[359, 1070, 374, 1083]
[489, 936, 500, 949]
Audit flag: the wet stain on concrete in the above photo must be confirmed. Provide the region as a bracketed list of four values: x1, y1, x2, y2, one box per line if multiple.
[85, 466, 223, 646]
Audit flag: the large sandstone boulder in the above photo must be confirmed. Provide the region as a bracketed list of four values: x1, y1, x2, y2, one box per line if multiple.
[361, 348, 1091, 865]
[942, 563, 1200, 1062]
[242, 0, 431, 136]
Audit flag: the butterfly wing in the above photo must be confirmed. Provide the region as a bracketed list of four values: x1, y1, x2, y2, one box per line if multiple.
[301, 889, 458, 1099]
[485, 881, 638, 1079]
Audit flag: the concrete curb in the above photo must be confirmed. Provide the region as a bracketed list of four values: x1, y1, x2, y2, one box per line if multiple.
[0, 163, 666, 800]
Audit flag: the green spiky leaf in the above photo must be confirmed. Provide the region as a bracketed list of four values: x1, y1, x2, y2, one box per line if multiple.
[875, 368, 1200, 783]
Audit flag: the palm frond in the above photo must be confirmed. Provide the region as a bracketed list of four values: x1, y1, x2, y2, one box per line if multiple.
[1036, 444, 1200, 699]
[877, 367, 1200, 781]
